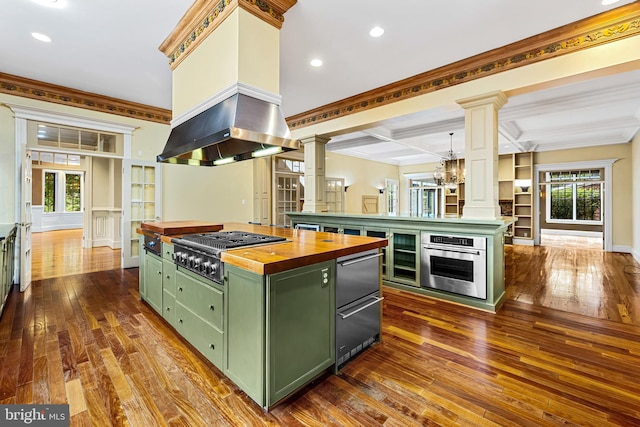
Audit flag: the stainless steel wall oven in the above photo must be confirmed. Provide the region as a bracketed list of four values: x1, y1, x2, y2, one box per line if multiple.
[420, 233, 487, 299]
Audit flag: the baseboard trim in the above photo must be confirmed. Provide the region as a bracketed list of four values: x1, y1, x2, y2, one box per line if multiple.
[512, 238, 534, 246]
[612, 245, 632, 254]
[541, 229, 602, 238]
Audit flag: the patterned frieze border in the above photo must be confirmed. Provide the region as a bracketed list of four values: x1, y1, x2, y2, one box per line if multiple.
[0, 72, 171, 125]
[159, 0, 296, 70]
[286, 3, 640, 130]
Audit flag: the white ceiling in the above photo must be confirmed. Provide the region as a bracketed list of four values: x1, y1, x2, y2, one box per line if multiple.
[1, 0, 639, 165]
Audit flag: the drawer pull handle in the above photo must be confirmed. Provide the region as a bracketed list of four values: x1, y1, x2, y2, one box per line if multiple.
[209, 344, 215, 350]
[179, 319, 183, 324]
[337, 296, 384, 319]
[166, 307, 170, 311]
[209, 305, 214, 311]
[179, 287, 183, 292]
[166, 275, 170, 279]
[158, 271, 162, 275]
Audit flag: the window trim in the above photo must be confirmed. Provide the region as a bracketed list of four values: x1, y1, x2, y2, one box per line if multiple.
[42, 169, 84, 214]
[545, 179, 603, 225]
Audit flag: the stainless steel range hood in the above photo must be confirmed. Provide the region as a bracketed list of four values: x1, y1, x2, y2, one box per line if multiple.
[157, 93, 299, 166]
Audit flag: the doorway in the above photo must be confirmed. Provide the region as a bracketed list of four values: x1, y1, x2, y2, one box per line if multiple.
[534, 159, 615, 252]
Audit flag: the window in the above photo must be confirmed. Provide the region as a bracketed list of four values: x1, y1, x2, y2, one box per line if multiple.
[33, 122, 122, 156]
[325, 178, 344, 213]
[42, 170, 84, 214]
[409, 179, 439, 217]
[546, 170, 602, 223]
[385, 179, 399, 215]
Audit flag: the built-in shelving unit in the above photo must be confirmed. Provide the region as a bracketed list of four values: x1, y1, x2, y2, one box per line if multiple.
[449, 152, 534, 244]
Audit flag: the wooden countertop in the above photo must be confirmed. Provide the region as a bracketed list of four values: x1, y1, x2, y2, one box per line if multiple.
[141, 220, 223, 235]
[162, 222, 388, 276]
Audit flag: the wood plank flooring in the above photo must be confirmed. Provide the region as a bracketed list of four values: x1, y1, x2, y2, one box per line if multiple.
[31, 229, 121, 282]
[2, 231, 640, 425]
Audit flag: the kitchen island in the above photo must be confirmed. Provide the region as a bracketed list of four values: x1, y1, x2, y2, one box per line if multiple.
[287, 212, 512, 312]
[137, 222, 387, 409]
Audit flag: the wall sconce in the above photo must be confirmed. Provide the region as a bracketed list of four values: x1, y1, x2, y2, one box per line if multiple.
[344, 185, 350, 192]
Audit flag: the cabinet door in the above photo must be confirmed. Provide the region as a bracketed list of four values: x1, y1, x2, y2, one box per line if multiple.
[162, 259, 176, 296]
[266, 261, 335, 407]
[364, 227, 389, 280]
[143, 252, 163, 313]
[224, 265, 265, 406]
[389, 230, 420, 286]
[138, 238, 145, 298]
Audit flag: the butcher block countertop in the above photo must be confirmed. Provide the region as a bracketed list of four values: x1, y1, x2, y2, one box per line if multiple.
[158, 222, 388, 276]
[140, 220, 223, 235]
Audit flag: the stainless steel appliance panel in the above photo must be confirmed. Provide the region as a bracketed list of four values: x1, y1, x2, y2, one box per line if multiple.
[335, 291, 382, 368]
[420, 232, 487, 300]
[336, 249, 382, 308]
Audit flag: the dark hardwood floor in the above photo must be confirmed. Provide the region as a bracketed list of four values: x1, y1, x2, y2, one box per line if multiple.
[1, 235, 640, 426]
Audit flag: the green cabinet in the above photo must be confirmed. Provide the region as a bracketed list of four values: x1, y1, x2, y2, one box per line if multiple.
[389, 229, 420, 286]
[142, 250, 163, 313]
[1, 225, 17, 318]
[225, 261, 335, 409]
[161, 243, 177, 326]
[175, 269, 225, 368]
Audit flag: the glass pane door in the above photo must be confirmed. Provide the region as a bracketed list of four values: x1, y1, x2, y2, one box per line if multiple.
[122, 160, 161, 268]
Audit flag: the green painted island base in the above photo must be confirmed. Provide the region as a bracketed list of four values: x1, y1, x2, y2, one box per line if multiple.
[287, 212, 512, 313]
[383, 281, 506, 313]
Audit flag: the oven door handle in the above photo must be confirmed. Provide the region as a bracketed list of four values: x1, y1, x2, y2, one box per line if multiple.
[337, 296, 384, 319]
[424, 246, 481, 256]
[338, 252, 383, 267]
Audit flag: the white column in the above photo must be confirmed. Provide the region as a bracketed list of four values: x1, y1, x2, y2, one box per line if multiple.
[456, 91, 508, 219]
[301, 135, 330, 213]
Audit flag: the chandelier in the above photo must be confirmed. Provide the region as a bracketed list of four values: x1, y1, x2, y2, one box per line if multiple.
[433, 132, 460, 190]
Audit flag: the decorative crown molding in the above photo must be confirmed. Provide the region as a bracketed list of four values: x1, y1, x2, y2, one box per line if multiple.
[159, 0, 296, 70]
[286, 3, 640, 130]
[0, 73, 171, 125]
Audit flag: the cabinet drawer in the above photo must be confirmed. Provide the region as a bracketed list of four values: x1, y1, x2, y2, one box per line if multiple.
[162, 290, 176, 326]
[175, 302, 223, 368]
[162, 243, 174, 261]
[176, 270, 224, 330]
[162, 259, 176, 295]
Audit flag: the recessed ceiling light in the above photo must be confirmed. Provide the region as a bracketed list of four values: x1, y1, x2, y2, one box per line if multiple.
[32, 0, 66, 7]
[310, 59, 323, 67]
[601, 0, 620, 4]
[32, 32, 52, 43]
[369, 26, 384, 38]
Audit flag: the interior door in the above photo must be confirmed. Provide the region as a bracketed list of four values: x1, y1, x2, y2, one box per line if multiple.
[20, 148, 32, 291]
[122, 160, 162, 268]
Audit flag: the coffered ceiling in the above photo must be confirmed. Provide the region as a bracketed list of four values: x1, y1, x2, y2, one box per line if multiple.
[1, 0, 639, 165]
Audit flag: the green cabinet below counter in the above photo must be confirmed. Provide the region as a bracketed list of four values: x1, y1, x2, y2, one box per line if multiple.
[225, 261, 335, 409]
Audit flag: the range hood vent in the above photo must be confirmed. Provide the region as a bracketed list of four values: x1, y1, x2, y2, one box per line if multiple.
[157, 93, 299, 166]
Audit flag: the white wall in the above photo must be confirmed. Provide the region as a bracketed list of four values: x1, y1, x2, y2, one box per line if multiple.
[325, 152, 400, 214]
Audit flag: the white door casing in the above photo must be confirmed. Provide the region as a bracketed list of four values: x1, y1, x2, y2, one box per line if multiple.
[20, 148, 33, 291]
[8, 103, 137, 289]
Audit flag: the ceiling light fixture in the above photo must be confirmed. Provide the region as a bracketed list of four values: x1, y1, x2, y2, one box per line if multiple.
[32, 0, 66, 8]
[310, 59, 323, 67]
[369, 26, 384, 38]
[433, 132, 460, 189]
[601, 0, 620, 5]
[31, 32, 52, 43]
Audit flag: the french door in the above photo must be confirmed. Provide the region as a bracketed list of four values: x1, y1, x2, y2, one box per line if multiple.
[121, 160, 162, 268]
